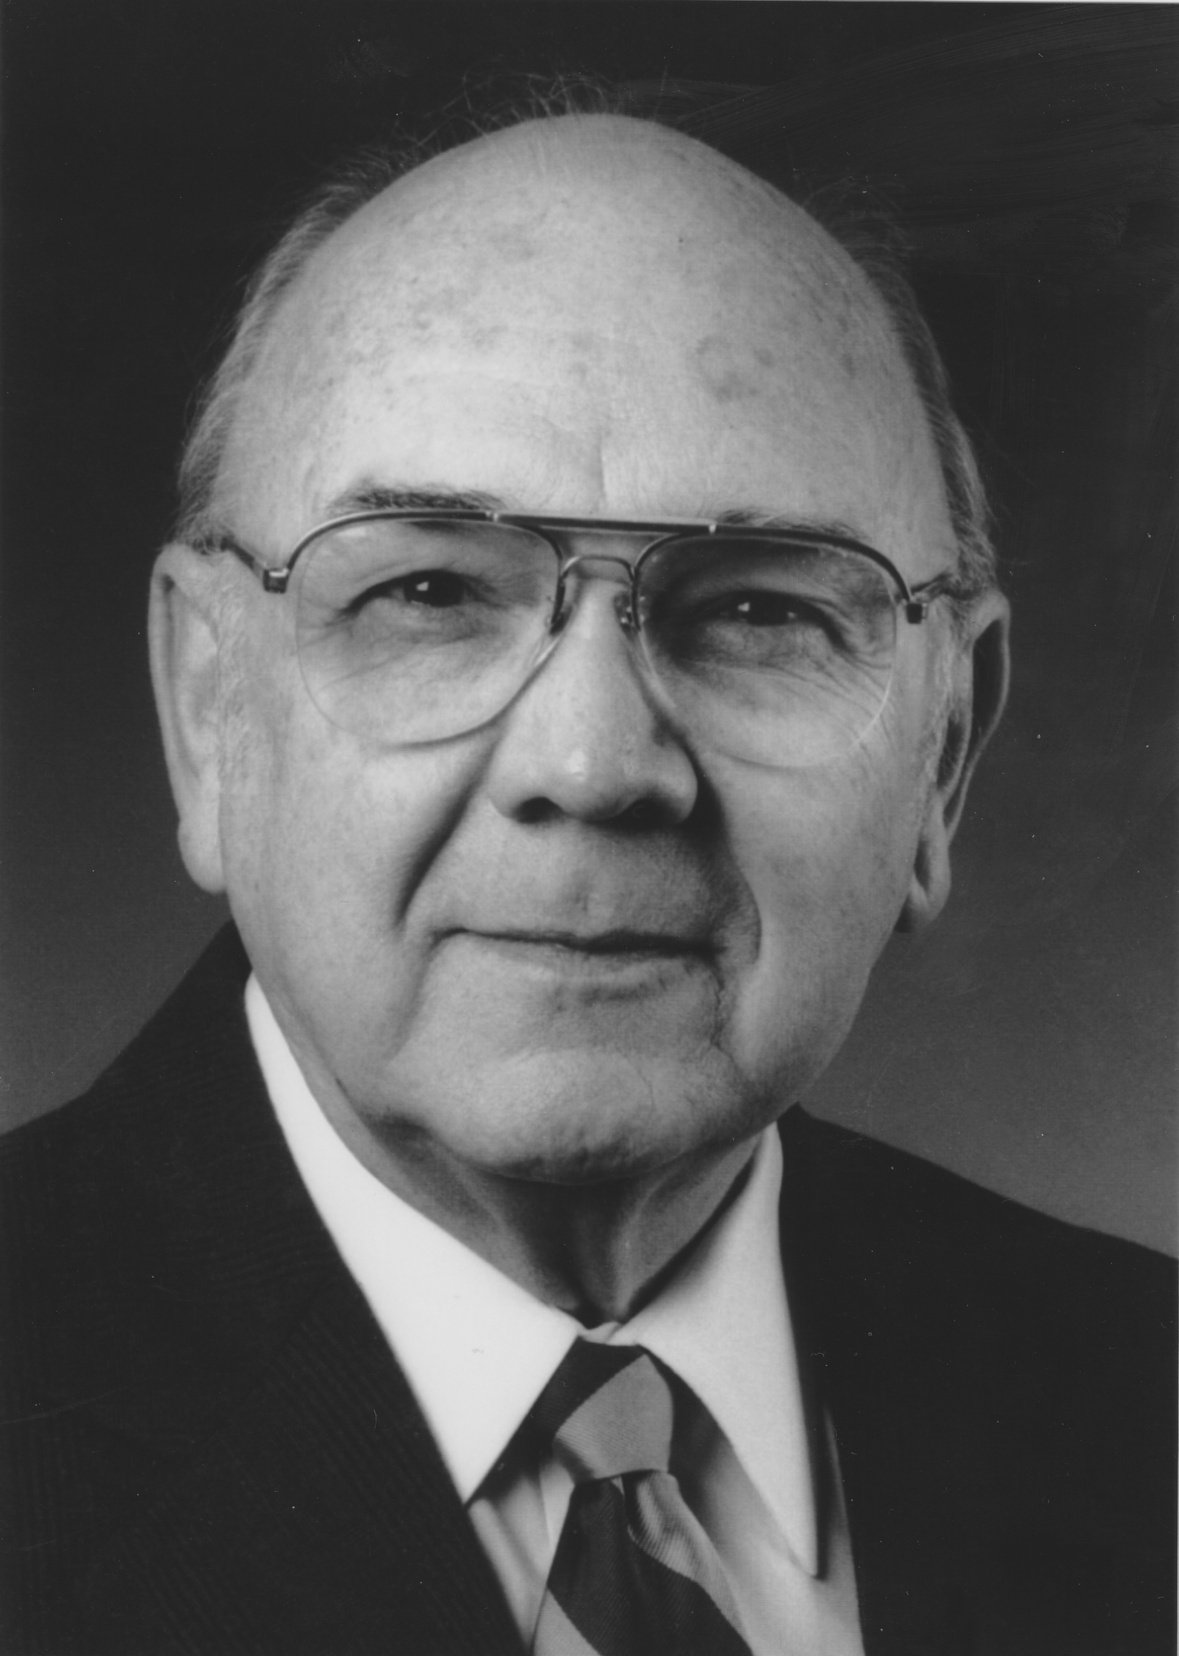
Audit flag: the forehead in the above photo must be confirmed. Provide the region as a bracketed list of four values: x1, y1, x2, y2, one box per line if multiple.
[220, 117, 950, 564]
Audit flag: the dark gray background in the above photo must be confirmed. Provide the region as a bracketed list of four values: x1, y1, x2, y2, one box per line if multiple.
[3, 2, 1175, 1252]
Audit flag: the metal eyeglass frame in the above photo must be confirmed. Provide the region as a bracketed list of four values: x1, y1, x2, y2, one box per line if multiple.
[202, 508, 963, 636]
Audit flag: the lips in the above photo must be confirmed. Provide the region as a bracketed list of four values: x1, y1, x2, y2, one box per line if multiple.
[470, 929, 712, 958]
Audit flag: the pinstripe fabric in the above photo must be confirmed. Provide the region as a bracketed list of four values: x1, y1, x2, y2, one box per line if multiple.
[528, 1341, 752, 1656]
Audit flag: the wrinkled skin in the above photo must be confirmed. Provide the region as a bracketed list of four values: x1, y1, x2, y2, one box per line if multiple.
[152, 116, 1007, 1316]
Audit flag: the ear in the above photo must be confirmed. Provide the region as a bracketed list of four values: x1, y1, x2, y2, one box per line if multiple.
[149, 543, 230, 894]
[898, 588, 1011, 932]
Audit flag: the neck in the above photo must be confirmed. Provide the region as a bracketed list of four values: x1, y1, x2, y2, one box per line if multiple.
[328, 1111, 759, 1322]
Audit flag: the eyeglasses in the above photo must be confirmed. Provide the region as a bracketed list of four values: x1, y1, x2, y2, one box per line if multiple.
[202, 509, 961, 768]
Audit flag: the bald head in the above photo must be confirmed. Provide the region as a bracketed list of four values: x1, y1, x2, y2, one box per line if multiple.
[207, 114, 950, 580]
[259, 113, 879, 366]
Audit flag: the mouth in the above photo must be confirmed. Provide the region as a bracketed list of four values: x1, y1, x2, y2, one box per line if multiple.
[469, 929, 712, 960]
[443, 928, 717, 992]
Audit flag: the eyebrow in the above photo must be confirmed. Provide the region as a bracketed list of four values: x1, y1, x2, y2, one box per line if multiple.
[321, 482, 866, 546]
[323, 483, 512, 516]
[713, 506, 866, 542]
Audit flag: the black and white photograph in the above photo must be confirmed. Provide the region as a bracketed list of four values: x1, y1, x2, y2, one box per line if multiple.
[2, 5, 1175, 1652]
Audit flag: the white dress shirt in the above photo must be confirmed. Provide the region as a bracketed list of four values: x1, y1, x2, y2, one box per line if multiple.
[247, 976, 863, 1654]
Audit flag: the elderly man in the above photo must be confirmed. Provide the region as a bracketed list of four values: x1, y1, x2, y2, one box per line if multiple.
[3, 110, 1173, 1656]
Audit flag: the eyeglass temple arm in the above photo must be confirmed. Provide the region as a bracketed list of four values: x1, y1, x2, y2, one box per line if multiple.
[201, 534, 292, 594]
[903, 571, 965, 624]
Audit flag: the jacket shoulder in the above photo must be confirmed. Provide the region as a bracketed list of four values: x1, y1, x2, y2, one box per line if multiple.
[0, 927, 334, 1652]
[783, 1106, 1176, 1310]
[781, 1110, 1176, 1652]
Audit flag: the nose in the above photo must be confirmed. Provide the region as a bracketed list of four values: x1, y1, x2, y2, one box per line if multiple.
[484, 580, 699, 826]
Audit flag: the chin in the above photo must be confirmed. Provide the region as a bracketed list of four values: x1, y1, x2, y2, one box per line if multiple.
[397, 1046, 760, 1188]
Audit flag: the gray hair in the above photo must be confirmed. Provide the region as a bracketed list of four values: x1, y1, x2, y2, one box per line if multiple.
[174, 85, 997, 603]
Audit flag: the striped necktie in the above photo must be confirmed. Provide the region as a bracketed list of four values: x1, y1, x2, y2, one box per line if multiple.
[527, 1339, 752, 1656]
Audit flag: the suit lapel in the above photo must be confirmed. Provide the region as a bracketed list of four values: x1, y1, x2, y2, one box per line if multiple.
[85, 1268, 523, 1655]
[778, 1110, 979, 1656]
[70, 927, 522, 1655]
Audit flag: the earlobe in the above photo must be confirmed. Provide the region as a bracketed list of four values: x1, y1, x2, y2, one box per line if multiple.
[898, 589, 1011, 933]
[148, 543, 229, 894]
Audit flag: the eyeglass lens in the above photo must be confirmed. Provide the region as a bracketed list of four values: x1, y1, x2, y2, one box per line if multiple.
[292, 517, 901, 765]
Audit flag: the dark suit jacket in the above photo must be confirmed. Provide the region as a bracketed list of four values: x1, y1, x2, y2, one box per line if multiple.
[3, 927, 1174, 1655]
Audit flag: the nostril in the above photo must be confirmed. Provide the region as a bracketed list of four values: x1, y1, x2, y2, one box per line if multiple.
[619, 798, 663, 829]
[513, 796, 564, 825]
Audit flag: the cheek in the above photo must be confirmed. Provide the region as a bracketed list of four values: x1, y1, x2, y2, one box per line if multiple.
[716, 745, 921, 1091]
[215, 671, 484, 1052]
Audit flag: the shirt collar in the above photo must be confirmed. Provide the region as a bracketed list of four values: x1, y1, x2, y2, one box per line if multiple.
[247, 975, 816, 1575]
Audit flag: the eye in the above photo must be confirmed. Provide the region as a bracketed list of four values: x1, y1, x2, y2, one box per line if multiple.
[350, 568, 471, 613]
[396, 570, 469, 608]
[714, 590, 827, 628]
[692, 586, 839, 647]
[649, 576, 856, 677]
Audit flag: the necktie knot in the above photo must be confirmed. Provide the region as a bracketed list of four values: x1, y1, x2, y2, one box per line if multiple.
[527, 1339, 753, 1655]
[529, 1340, 674, 1484]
